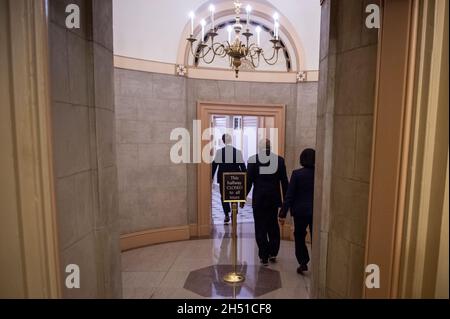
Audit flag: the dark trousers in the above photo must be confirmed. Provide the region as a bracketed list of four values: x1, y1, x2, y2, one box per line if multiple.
[221, 199, 231, 216]
[293, 215, 313, 265]
[219, 185, 231, 216]
[253, 206, 280, 260]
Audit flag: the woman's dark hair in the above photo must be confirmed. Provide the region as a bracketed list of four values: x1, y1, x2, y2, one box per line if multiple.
[300, 148, 315, 168]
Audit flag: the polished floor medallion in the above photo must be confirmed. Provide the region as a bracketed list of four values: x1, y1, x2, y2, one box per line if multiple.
[184, 264, 282, 298]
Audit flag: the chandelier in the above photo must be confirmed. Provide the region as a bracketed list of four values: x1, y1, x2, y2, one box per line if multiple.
[187, 1, 282, 78]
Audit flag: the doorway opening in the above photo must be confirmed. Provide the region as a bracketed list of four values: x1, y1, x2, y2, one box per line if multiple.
[211, 114, 278, 228]
[197, 101, 286, 238]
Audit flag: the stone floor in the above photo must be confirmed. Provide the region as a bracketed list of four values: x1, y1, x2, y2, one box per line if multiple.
[121, 223, 311, 299]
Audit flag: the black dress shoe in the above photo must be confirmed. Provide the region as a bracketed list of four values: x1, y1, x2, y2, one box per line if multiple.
[224, 215, 230, 224]
[260, 259, 269, 267]
[297, 264, 308, 275]
[269, 256, 277, 263]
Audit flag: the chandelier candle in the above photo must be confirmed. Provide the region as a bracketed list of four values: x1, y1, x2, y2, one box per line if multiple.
[246, 5, 252, 27]
[200, 19, 206, 41]
[189, 11, 195, 35]
[273, 12, 279, 22]
[256, 26, 261, 47]
[227, 25, 233, 43]
[273, 12, 280, 39]
[209, 4, 215, 30]
[275, 22, 280, 40]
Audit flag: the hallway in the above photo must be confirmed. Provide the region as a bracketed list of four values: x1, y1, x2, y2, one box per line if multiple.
[0, 0, 448, 302]
[121, 223, 310, 299]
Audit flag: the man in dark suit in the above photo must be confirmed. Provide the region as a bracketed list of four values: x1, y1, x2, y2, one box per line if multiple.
[212, 134, 247, 224]
[278, 148, 315, 274]
[246, 139, 289, 266]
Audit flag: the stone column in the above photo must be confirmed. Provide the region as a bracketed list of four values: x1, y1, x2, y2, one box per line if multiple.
[49, 0, 121, 298]
[312, 0, 379, 298]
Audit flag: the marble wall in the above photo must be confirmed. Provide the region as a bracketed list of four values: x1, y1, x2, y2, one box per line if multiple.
[296, 82, 318, 167]
[115, 71, 318, 232]
[49, 0, 121, 298]
[114, 70, 189, 234]
[312, 0, 379, 299]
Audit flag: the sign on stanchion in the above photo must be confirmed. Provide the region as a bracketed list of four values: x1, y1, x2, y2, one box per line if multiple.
[222, 172, 247, 284]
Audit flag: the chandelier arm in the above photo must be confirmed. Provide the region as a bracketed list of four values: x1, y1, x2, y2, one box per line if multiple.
[217, 49, 228, 58]
[190, 43, 198, 58]
[212, 43, 227, 57]
[248, 45, 260, 59]
[188, 42, 195, 57]
[248, 52, 260, 67]
[248, 53, 260, 68]
[257, 53, 262, 68]
[200, 46, 220, 64]
[261, 49, 280, 66]
[196, 49, 207, 60]
[198, 46, 213, 60]
[200, 40, 226, 63]
[207, 41, 218, 61]
[197, 51, 209, 61]
[191, 42, 210, 60]
[202, 44, 226, 64]
[261, 46, 278, 62]
[247, 43, 258, 53]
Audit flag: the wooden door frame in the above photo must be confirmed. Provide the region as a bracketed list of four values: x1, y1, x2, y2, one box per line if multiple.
[397, 0, 448, 298]
[0, 0, 61, 298]
[363, 0, 417, 299]
[196, 101, 286, 237]
[364, 0, 448, 298]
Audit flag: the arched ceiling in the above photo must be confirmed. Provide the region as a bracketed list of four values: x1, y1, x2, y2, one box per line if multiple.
[113, 0, 320, 71]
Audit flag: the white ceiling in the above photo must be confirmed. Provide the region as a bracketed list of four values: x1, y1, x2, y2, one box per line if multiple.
[113, 0, 321, 71]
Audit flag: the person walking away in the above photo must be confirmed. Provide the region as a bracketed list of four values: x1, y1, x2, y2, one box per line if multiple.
[278, 148, 315, 275]
[212, 134, 247, 224]
[247, 139, 288, 266]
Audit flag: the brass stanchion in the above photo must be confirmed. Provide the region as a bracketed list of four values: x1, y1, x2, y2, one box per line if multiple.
[223, 202, 245, 284]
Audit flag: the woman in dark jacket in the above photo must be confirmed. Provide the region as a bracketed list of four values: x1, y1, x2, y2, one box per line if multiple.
[278, 149, 315, 275]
